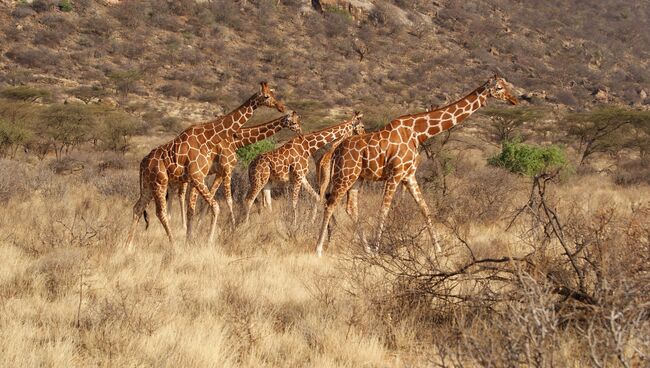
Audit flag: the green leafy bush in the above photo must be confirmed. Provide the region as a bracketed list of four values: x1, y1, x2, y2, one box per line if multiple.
[488, 140, 568, 176]
[58, 0, 73, 12]
[237, 139, 275, 167]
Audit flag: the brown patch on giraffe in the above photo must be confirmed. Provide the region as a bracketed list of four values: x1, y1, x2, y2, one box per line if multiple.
[427, 125, 441, 136]
[413, 118, 428, 132]
[456, 112, 470, 122]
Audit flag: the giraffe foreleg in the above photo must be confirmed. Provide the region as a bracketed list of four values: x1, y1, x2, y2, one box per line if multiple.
[404, 175, 441, 252]
[222, 170, 236, 229]
[178, 182, 188, 231]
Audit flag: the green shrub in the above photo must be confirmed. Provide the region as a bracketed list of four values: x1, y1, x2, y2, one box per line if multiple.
[58, 0, 73, 12]
[237, 139, 275, 167]
[488, 140, 568, 176]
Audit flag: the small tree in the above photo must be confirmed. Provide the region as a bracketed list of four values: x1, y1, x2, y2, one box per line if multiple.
[39, 103, 96, 159]
[480, 106, 548, 145]
[107, 69, 142, 97]
[0, 118, 31, 158]
[97, 109, 142, 153]
[565, 106, 650, 165]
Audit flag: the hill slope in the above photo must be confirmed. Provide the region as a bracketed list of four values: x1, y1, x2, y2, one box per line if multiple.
[0, 0, 649, 128]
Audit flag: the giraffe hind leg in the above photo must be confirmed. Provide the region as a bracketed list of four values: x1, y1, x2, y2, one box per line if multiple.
[190, 176, 220, 245]
[153, 185, 174, 246]
[243, 159, 270, 224]
[316, 176, 358, 257]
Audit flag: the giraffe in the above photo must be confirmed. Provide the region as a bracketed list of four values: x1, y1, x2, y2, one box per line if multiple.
[169, 112, 303, 230]
[125, 82, 285, 247]
[243, 112, 366, 224]
[315, 76, 519, 257]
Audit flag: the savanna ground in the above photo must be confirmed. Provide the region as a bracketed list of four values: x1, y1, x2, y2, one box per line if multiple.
[1, 116, 649, 366]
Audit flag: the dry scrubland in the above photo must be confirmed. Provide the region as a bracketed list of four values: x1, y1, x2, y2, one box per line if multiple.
[1, 134, 649, 366]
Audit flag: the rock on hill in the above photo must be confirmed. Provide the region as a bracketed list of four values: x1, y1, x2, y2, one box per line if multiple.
[0, 0, 648, 127]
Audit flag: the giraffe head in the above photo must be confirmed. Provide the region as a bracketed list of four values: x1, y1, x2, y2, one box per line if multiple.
[351, 111, 365, 135]
[259, 81, 286, 112]
[282, 111, 303, 135]
[487, 75, 519, 105]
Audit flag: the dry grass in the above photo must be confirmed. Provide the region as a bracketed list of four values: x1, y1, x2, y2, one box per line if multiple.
[1, 148, 649, 367]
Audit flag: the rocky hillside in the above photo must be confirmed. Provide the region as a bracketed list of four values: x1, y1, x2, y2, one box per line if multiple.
[0, 0, 648, 128]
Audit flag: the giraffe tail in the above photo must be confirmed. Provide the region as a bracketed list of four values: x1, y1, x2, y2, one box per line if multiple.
[143, 210, 150, 230]
[138, 160, 150, 230]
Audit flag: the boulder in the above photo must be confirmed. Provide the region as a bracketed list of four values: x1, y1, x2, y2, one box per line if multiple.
[592, 88, 609, 103]
[318, 0, 375, 20]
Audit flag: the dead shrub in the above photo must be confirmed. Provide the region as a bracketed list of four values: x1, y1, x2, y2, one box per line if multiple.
[613, 159, 650, 186]
[0, 159, 32, 202]
[11, 5, 37, 18]
[5, 46, 59, 69]
[33, 29, 69, 47]
[341, 171, 650, 366]
[88, 169, 138, 198]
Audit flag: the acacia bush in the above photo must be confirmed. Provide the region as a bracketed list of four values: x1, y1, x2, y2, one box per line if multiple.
[565, 106, 650, 165]
[488, 140, 568, 176]
[479, 106, 549, 144]
[236, 139, 275, 167]
[0, 118, 31, 158]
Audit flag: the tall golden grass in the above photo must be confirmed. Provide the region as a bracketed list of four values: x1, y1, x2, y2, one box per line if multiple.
[0, 148, 648, 367]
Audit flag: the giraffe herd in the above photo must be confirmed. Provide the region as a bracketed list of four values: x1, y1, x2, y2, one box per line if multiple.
[126, 77, 519, 256]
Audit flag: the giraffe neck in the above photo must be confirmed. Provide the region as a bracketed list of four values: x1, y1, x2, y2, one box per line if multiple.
[301, 121, 355, 155]
[411, 84, 490, 144]
[208, 93, 263, 139]
[234, 116, 286, 149]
